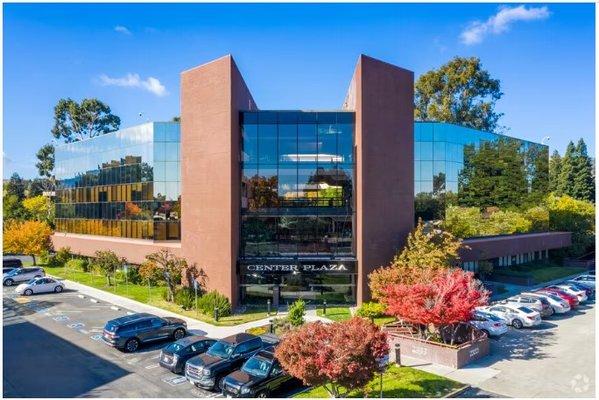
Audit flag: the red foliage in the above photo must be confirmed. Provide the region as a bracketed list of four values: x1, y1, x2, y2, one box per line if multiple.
[274, 317, 389, 397]
[382, 269, 489, 327]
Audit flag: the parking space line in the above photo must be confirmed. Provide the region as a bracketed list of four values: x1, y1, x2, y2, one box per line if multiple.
[145, 364, 159, 369]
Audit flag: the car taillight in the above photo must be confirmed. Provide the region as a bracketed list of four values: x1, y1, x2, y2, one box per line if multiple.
[493, 323, 502, 327]
[527, 316, 535, 320]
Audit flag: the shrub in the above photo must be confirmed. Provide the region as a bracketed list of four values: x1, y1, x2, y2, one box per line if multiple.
[356, 302, 386, 320]
[65, 258, 89, 272]
[55, 247, 72, 266]
[287, 299, 306, 327]
[115, 265, 143, 285]
[197, 290, 232, 317]
[174, 287, 196, 310]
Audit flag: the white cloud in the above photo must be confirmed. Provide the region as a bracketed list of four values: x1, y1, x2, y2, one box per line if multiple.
[99, 73, 168, 97]
[460, 5, 550, 45]
[114, 25, 132, 35]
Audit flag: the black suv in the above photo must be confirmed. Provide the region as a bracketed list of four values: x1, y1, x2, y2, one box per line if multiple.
[185, 333, 269, 391]
[102, 313, 187, 352]
[159, 336, 216, 374]
[221, 347, 294, 398]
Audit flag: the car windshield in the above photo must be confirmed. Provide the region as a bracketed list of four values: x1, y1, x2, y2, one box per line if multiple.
[207, 341, 235, 359]
[242, 356, 271, 378]
[164, 342, 185, 353]
[518, 307, 534, 314]
[26, 278, 37, 284]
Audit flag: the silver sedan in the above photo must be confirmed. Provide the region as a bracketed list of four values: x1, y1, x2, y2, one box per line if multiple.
[15, 277, 64, 296]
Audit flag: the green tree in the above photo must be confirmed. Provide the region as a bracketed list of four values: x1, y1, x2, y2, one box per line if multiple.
[22, 195, 54, 225]
[546, 194, 595, 256]
[145, 250, 187, 302]
[415, 57, 503, 132]
[92, 250, 124, 286]
[528, 145, 549, 204]
[556, 142, 576, 197]
[287, 299, 306, 327]
[3, 194, 29, 221]
[572, 139, 594, 202]
[549, 150, 562, 194]
[35, 143, 55, 179]
[5, 173, 25, 200]
[51, 98, 121, 143]
[444, 206, 481, 238]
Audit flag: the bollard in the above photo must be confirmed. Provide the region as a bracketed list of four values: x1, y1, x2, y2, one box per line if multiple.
[214, 307, 219, 322]
[267, 299, 271, 316]
[269, 319, 274, 334]
[395, 342, 401, 366]
[323, 300, 327, 315]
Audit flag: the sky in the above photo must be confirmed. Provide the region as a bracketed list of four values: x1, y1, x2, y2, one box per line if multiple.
[3, 2, 595, 179]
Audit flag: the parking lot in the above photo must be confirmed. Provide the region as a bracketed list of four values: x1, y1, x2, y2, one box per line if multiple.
[2, 286, 224, 398]
[473, 299, 595, 397]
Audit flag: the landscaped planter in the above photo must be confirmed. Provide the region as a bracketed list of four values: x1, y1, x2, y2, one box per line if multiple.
[387, 333, 489, 369]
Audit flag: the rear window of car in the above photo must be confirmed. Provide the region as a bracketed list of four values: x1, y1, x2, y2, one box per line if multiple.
[165, 342, 185, 353]
[518, 307, 534, 314]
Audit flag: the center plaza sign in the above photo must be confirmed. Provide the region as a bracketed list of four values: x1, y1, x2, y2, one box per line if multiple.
[239, 259, 356, 274]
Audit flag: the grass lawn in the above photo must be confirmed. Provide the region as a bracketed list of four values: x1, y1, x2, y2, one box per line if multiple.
[495, 261, 586, 283]
[317, 307, 396, 326]
[42, 265, 269, 326]
[294, 364, 465, 398]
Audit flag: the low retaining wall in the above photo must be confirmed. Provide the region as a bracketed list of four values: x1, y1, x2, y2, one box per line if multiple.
[389, 334, 489, 369]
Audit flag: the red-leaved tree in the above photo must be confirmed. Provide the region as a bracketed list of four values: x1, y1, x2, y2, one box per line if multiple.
[382, 269, 489, 344]
[274, 317, 389, 397]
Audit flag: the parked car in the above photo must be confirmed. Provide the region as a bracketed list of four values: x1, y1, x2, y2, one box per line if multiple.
[185, 333, 274, 391]
[3, 257, 23, 273]
[524, 292, 571, 314]
[536, 288, 579, 308]
[546, 284, 587, 303]
[479, 305, 542, 329]
[159, 336, 216, 374]
[102, 313, 187, 352]
[502, 295, 547, 314]
[563, 281, 595, 298]
[570, 274, 595, 289]
[221, 347, 295, 398]
[469, 311, 509, 337]
[3, 267, 45, 286]
[15, 277, 64, 295]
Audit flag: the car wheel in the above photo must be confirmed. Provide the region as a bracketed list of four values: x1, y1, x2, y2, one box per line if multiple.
[173, 328, 186, 340]
[257, 390, 269, 398]
[125, 338, 140, 352]
[512, 319, 523, 329]
[547, 307, 554, 316]
[216, 376, 225, 392]
[24, 289, 33, 296]
[54, 285, 63, 293]
[4, 279, 13, 286]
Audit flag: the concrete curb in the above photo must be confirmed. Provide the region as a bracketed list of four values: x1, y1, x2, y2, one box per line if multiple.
[443, 385, 471, 398]
[90, 298, 99, 303]
[110, 306, 120, 311]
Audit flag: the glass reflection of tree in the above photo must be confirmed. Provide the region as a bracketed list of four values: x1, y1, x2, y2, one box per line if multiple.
[248, 175, 278, 210]
[433, 172, 446, 195]
[307, 167, 352, 207]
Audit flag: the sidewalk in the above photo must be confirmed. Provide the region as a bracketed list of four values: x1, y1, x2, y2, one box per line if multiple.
[59, 278, 331, 338]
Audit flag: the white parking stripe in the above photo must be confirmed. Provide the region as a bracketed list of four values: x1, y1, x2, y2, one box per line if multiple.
[145, 364, 159, 369]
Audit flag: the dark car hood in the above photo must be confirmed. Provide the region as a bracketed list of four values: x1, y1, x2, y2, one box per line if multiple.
[187, 353, 227, 369]
[164, 317, 186, 326]
[224, 370, 263, 387]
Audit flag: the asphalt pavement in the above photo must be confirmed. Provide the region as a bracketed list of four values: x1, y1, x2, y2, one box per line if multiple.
[2, 285, 223, 398]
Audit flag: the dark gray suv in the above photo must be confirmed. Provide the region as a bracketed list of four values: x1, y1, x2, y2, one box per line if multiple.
[102, 313, 187, 352]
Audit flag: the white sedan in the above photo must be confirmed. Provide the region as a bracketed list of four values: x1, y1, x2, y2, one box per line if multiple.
[15, 277, 64, 295]
[469, 311, 509, 337]
[478, 304, 542, 329]
[523, 291, 571, 314]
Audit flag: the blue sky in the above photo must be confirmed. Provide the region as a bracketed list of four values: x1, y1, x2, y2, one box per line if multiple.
[3, 2, 595, 178]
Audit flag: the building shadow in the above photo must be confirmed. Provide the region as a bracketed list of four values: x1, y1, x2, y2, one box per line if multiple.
[3, 320, 130, 397]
